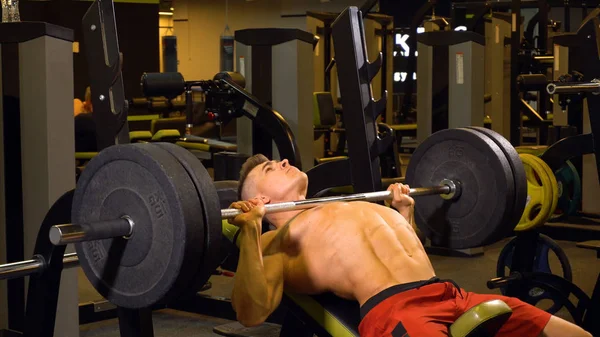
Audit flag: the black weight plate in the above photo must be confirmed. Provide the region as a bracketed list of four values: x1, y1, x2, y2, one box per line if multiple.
[405, 128, 516, 249]
[496, 234, 573, 313]
[464, 127, 528, 231]
[152, 143, 223, 294]
[72, 143, 205, 309]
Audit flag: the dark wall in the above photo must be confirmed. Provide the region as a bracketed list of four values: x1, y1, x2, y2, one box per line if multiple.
[380, 0, 452, 27]
[20, 0, 159, 100]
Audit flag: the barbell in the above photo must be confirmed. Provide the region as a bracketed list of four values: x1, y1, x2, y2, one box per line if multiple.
[1, 127, 527, 310]
[0, 253, 79, 281]
[49, 180, 460, 246]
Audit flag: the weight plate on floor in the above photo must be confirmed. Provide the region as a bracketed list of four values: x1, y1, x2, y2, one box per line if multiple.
[554, 161, 582, 217]
[522, 272, 589, 322]
[516, 154, 556, 231]
[496, 235, 573, 314]
[464, 127, 528, 236]
[152, 143, 223, 294]
[405, 128, 516, 249]
[72, 143, 205, 309]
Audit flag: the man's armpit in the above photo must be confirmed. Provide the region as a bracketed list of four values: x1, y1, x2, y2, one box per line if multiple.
[260, 230, 281, 256]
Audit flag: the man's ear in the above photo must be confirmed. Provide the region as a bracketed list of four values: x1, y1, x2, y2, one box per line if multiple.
[258, 195, 271, 204]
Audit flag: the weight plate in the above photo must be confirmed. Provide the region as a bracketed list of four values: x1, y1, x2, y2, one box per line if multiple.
[464, 127, 528, 236]
[555, 161, 582, 217]
[516, 154, 556, 231]
[72, 143, 204, 309]
[496, 234, 573, 313]
[405, 128, 516, 249]
[538, 156, 559, 219]
[522, 272, 589, 323]
[152, 143, 223, 294]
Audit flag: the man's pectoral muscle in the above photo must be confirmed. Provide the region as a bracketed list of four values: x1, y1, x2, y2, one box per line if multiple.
[232, 227, 285, 327]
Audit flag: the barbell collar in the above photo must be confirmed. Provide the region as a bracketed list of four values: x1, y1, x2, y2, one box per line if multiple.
[220, 181, 456, 219]
[49, 217, 134, 246]
[0, 253, 78, 281]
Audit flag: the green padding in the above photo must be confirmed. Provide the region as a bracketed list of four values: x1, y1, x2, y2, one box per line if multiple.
[222, 220, 240, 248]
[315, 156, 347, 164]
[284, 292, 357, 337]
[152, 129, 181, 141]
[127, 114, 160, 122]
[75, 152, 98, 160]
[484, 117, 492, 124]
[449, 300, 512, 337]
[389, 124, 417, 131]
[129, 130, 152, 141]
[175, 141, 210, 152]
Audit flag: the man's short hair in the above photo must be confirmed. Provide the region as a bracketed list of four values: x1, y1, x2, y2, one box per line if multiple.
[237, 154, 269, 201]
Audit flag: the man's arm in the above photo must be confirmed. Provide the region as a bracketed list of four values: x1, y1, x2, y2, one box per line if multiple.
[231, 225, 284, 327]
[386, 184, 426, 243]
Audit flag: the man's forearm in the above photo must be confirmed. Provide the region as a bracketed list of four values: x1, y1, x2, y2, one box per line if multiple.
[232, 225, 271, 317]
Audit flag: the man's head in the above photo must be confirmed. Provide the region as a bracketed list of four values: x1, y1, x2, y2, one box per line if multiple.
[238, 154, 308, 207]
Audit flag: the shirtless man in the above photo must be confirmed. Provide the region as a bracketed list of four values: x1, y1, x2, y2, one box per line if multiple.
[228, 154, 592, 337]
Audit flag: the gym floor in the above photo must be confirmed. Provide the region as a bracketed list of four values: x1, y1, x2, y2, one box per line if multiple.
[78, 232, 600, 336]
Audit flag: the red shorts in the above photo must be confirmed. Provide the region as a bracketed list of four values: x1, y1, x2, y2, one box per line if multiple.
[358, 277, 551, 337]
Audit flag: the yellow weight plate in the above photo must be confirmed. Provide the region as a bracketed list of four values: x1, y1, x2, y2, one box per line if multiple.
[515, 145, 548, 156]
[533, 155, 559, 218]
[516, 153, 554, 231]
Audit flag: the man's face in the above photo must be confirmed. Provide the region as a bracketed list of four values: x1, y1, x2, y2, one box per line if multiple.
[245, 159, 308, 203]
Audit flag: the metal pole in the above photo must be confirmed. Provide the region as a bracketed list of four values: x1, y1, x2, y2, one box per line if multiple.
[547, 82, 600, 94]
[221, 180, 457, 219]
[0, 253, 78, 281]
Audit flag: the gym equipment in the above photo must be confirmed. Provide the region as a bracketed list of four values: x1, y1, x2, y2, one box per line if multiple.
[516, 154, 558, 231]
[139, 71, 302, 169]
[84, 0, 129, 152]
[416, 30, 485, 143]
[543, 9, 600, 217]
[554, 161, 582, 217]
[448, 300, 512, 337]
[495, 234, 573, 314]
[515, 146, 582, 217]
[0, 20, 78, 335]
[41, 125, 523, 308]
[465, 126, 527, 236]
[405, 128, 525, 249]
[235, 28, 317, 170]
[491, 239, 600, 336]
[489, 271, 591, 325]
[0, 253, 79, 281]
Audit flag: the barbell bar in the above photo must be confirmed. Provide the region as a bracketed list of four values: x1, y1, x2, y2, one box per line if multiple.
[546, 81, 600, 95]
[0, 253, 79, 281]
[48, 179, 460, 246]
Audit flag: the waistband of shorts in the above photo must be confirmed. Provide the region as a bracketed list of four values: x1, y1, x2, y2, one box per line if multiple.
[359, 276, 459, 319]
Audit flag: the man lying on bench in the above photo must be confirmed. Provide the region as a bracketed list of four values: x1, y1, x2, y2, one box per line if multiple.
[227, 154, 592, 337]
